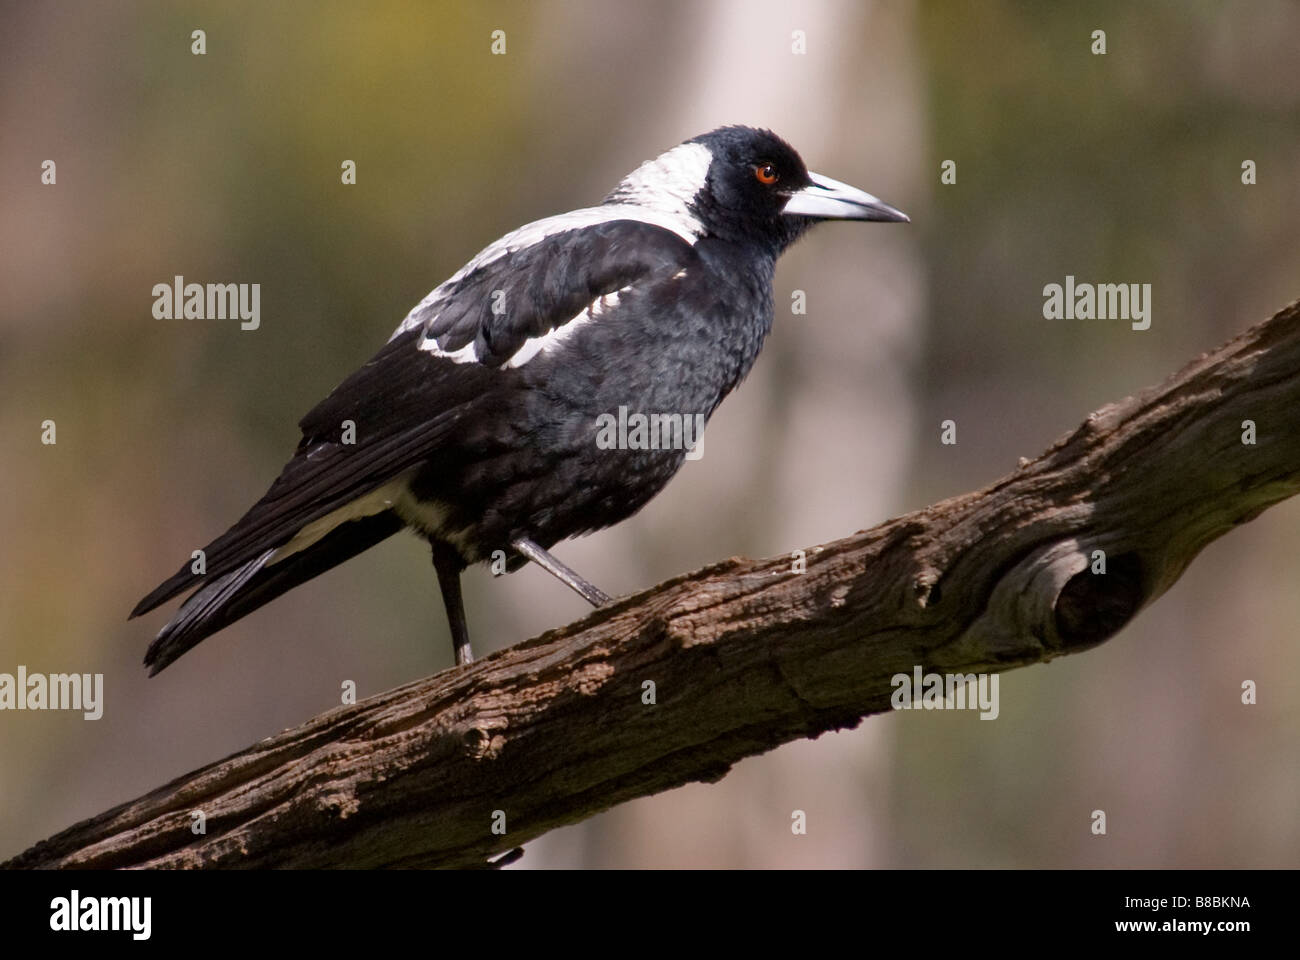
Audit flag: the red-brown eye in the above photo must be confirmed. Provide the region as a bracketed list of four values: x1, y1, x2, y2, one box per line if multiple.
[754, 163, 779, 185]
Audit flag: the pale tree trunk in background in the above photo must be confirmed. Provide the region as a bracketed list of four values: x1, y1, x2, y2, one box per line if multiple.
[523, 0, 928, 869]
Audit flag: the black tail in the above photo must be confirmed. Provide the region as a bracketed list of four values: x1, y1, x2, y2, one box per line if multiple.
[143, 512, 405, 675]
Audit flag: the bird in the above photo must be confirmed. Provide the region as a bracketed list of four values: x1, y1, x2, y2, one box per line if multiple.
[131, 125, 908, 675]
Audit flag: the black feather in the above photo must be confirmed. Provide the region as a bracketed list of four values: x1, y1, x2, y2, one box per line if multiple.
[409, 220, 693, 365]
[143, 512, 404, 674]
[132, 125, 905, 673]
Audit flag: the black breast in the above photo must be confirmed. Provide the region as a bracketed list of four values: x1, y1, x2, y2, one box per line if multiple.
[408, 236, 777, 563]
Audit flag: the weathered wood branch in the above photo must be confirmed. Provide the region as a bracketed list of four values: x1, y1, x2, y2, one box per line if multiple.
[9, 299, 1300, 869]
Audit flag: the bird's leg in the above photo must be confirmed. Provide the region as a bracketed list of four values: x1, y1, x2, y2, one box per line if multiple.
[511, 537, 611, 607]
[431, 540, 473, 665]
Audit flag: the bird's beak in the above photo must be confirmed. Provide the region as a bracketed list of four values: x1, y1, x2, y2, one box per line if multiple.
[782, 172, 909, 222]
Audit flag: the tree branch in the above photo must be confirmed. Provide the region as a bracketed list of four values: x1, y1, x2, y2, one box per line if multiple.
[9, 298, 1300, 869]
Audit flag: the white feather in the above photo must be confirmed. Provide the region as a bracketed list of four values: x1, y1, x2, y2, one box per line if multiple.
[267, 478, 471, 564]
[393, 203, 701, 344]
[393, 142, 713, 343]
[502, 288, 628, 369]
[603, 142, 712, 226]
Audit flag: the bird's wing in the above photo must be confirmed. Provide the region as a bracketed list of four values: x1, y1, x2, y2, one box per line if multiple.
[389, 215, 696, 367]
[133, 216, 696, 617]
[130, 328, 488, 616]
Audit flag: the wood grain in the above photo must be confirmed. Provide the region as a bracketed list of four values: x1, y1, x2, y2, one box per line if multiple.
[9, 298, 1299, 869]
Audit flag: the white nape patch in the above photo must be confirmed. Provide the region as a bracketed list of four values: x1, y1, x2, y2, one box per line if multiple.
[503, 286, 629, 369]
[606, 142, 712, 227]
[267, 478, 469, 564]
[392, 196, 703, 342]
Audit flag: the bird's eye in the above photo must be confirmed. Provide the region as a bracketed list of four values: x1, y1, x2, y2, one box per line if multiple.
[754, 163, 779, 186]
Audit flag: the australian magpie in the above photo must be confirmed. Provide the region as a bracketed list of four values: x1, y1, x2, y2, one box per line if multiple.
[132, 125, 908, 674]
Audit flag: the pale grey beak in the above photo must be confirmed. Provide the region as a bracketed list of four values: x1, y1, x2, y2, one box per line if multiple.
[782, 172, 909, 222]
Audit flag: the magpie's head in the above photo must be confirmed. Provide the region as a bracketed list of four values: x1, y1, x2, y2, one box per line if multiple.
[605, 125, 907, 254]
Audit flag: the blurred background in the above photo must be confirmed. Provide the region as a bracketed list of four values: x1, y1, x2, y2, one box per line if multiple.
[2, 0, 1298, 867]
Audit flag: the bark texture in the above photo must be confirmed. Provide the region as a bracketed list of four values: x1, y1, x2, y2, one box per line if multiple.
[9, 298, 1299, 869]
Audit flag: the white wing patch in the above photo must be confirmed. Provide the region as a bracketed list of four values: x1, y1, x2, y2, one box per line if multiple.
[392, 140, 712, 363]
[419, 340, 479, 363]
[502, 287, 628, 369]
[393, 201, 702, 342]
[413, 286, 631, 368]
